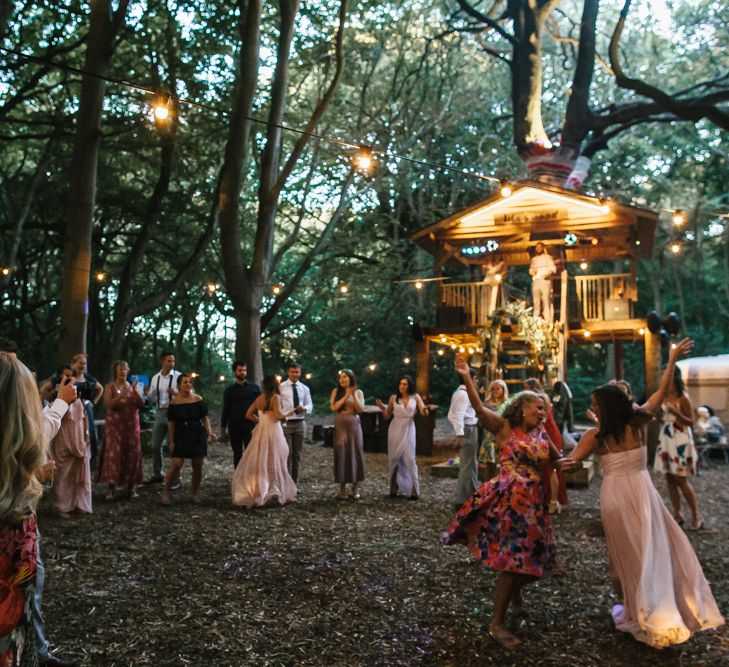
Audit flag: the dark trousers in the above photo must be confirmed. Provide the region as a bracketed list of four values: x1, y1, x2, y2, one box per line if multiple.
[283, 419, 306, 484]
[229, 422, 254, 468]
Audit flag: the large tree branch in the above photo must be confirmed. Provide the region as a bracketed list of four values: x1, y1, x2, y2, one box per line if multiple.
[610, 0, 729, 130]
[455, 0, 515, 46]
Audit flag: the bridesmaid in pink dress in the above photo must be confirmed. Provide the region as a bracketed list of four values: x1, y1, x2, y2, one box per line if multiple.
[561, 339, 724, 648]
[49, 366, 92, 517]
[96, 361, 145, 500]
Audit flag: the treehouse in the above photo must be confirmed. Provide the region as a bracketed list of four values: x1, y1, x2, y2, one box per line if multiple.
[410, 180, 664, 395]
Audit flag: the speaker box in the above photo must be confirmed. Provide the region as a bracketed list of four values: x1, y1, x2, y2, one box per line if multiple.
[605, 298, 631, 320]
[436, 306, 466, 328]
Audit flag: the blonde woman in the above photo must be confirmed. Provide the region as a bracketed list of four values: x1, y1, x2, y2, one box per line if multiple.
[0, 354, 48, 662]
[479, 380, 509, 480]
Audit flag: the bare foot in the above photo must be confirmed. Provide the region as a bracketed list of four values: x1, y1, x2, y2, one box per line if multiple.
[489, 623, 521, 648]
[161, 493, 171, 506]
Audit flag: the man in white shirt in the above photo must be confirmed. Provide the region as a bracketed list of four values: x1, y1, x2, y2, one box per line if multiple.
[448, 367, 480, 509]
[279, 362, 313, 486]
[529, 242, 557, 322]
[144, 351, 181, 484]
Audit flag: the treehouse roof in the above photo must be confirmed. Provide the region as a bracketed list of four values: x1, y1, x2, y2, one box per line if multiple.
[411, 181, 658, 269]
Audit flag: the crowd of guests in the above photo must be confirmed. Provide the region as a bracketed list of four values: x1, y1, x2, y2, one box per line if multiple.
[1, 334, 726, 664]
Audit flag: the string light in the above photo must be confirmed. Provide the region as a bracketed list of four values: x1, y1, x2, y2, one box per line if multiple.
[494, 273, 502, 282]
[403, 357, 410, 364]
[599, 199, 611, 214]
[638, 328, 645, 335]
[467, 348, 474, 354]
[206, 282, 218, 294]
[190, 372, 200, 378]
[671, 210, 686, 226]
[440, 336, 447, 343]
[305, 372, 312, 380]
[499, 179, 513, 197]
[437, 349, 445, 356]
[95, 272, 107, 282]
[275, 374, 282, 382]
[368, 363, 377, 371]
[414, 281, 423, 290]
[353, 145, 374, 174]
[591, 237, 599, 246]
[339, 283, 349, 295]
[579, 261, 588, 270]
[153, 97, 171, 120]
[450, 343, 457, 350]
[272, 283, 282, 295]
[670, 242, 682, 255]
[583, 330, 591, 338]
[218, 374, 226, 382]
[459, 346, 465, 353]
[0, 267, 11, 276]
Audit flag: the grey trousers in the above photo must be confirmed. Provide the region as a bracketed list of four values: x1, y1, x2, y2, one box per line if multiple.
[283, 419, 306, 484]
[149, 408, 169, 477]
[453, 424, 479, 507]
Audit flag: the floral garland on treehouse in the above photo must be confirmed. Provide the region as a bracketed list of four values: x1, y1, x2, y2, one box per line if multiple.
[478, 300, 560, 371]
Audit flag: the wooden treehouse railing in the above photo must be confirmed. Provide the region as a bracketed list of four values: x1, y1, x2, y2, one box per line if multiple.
[438, 272, 637, 327]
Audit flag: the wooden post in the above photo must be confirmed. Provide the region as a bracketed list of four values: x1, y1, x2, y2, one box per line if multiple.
[415, 337, 431, 398]
[557, 270, 569, 381]
[644, 329, 661, 396]
[614, 340, 624, 380]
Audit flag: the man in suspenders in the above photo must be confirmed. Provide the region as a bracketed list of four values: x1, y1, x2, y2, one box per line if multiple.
[145, 351, 181, 484]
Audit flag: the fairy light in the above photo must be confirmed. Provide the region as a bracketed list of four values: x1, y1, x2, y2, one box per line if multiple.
[499, 179, 512, 197]
[95, 272, 107, 282]
[437, 349, 445, 356]
[440, 336, 447, 343]
[414, 281, 423, 290]
[467, 348, 474, 354]
[153, 97, 171, 120]
[450, 343, 457, 350]
[672, 210, 686, 226]
[339, 283, 349, 295]
[272, 283, 282, 295]
[368, 363, 377, 371]
[670, 242, 681, 255]
[0, 267, 11, 276]
[403, 357, 410, 364]
[305, 372, 312, 380]
[459, 346, 465, 353]
[218, 374, 226, 382]
[206, 282, 218, 294]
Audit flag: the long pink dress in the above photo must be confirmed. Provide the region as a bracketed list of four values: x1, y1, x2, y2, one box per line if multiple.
[231, 412, 297, 508]
[96, 386, 143, 487]
[51, 399, 92, 513]
[601, 445, 724, 647]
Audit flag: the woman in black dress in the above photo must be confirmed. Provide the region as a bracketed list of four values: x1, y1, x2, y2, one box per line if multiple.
[161, 374, 214, 505]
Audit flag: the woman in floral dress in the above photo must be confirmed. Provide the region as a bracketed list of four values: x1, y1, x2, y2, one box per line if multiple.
[96, 360, 145, 501]
[442, 355, 562, 648]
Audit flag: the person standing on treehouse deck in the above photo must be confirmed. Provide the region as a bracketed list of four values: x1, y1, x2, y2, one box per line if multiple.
[529, 242, 556, 322]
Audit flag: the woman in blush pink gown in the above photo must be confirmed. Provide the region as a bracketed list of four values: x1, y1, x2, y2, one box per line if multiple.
[561, 339, 724, 648]
[49, 365, 92, 517]
[231, 375, 297, 509]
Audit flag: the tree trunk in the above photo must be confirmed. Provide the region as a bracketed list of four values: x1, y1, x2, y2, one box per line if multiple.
[58, 0, 128, 362]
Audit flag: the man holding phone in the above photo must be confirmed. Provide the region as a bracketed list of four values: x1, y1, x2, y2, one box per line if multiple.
[144, 351, 180, 484]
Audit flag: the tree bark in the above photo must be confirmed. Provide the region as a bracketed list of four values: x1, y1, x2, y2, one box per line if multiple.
[58, 0, 128, 362]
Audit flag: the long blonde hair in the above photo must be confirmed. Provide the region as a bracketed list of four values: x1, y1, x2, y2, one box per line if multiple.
[0, 354, 46, 524]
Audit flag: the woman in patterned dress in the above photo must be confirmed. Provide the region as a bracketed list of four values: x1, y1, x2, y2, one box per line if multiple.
[653, 365, 703, 529]
[96, 361, 144, 501]
[442, 355, 562, 648]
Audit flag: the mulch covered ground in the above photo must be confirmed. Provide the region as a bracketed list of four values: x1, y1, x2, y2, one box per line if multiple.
[39, 420, 729, 666]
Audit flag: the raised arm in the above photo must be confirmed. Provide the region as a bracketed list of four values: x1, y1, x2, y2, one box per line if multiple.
[454, 355, 506, 434]
[375, 396, 395, 420]
[641, 338, 694, 414]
